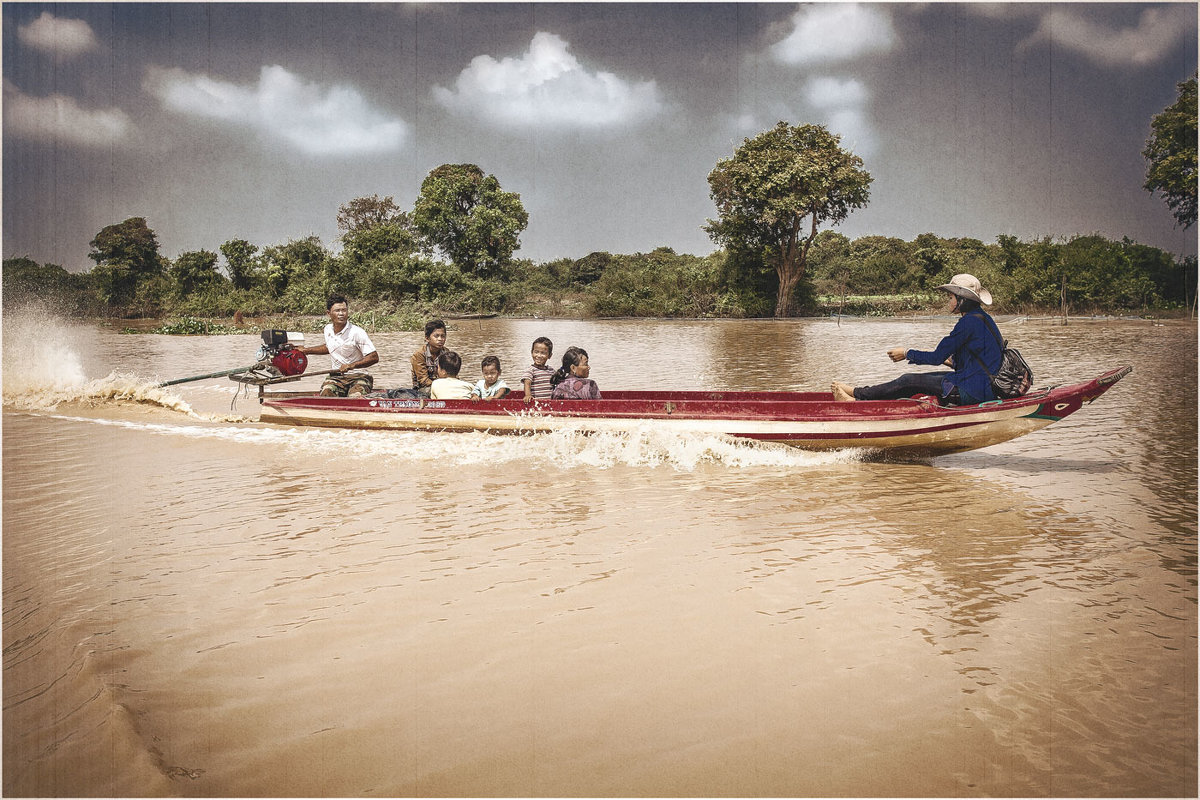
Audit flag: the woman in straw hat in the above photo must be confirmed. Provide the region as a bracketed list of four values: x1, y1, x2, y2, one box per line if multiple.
[832, 274, 1003, 405]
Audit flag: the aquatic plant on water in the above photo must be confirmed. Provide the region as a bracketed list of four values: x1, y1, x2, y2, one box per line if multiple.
[143, 317, 245, 335]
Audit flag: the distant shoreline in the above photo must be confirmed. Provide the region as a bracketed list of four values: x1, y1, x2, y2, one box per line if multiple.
[95, 310, 1198, 335]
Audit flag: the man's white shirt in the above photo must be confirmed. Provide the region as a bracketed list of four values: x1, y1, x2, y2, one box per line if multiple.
[323, 322, 376, 371]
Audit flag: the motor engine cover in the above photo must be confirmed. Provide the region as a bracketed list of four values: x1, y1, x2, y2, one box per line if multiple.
[270, 348, 308, 376]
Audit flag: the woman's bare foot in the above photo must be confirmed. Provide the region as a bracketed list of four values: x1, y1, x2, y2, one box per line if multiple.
[831, 381, 856, 402]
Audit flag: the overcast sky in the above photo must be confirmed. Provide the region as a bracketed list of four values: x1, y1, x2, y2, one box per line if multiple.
[3, 2, 1197, 274]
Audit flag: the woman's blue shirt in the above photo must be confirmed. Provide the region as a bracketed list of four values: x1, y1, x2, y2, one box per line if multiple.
[906, 312, 1003, 404]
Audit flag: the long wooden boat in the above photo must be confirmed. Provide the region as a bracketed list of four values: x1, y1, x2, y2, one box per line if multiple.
[250, 365, 1132, 458]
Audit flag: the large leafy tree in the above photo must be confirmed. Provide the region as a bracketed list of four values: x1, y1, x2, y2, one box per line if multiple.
[261, 236, 329, 297]
[706, 122, 872, 317]
[412, 164, 529, 278]
[3, 257, 71, 298]
[337, 194, 405, 234]
[804, 230, 854, 300]
[337, 194, 418, 263]
[220, 239, 261, 291]
[88, 217, 166, 306]
[912, 232, 951, 287]
[171, 249, 224, 296]
[1144, 75, 1197, 229]
[1, 257, 90, 312]
[334, 194, 425, 300]
[571, 251, 615, 286]
[848, 235, 912, 294]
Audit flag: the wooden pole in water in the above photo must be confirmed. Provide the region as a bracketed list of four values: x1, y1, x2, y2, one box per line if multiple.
[156, 365, 260, 387]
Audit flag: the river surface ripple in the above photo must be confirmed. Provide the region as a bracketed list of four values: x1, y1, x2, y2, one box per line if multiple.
[3, 314, 1195, 797]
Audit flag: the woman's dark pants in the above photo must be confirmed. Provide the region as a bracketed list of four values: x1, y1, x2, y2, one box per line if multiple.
[854, 372, 949, 401]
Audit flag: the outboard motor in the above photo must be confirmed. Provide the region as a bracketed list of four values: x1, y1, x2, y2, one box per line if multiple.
[255, 330, 308, 377]
[157, 329, 312, 393]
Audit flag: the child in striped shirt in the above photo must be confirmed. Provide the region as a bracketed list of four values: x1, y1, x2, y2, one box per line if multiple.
[521, 337, 554, 403]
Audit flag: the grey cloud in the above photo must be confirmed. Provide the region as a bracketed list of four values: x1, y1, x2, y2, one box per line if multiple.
[145, 65, 407, 157]
[17, 11, 99, 58]
[1020, 5, 1195, 67]
[3, 79, 133, 148]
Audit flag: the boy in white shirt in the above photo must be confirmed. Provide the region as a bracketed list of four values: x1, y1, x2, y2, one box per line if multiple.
[471, 355, 511, 401]
[429, 351, 475, 399]
[298, 294, 379, 396]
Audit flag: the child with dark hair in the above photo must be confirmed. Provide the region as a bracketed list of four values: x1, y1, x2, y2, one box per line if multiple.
[430, 350, 475, 399]
[410, 319, 447, 398]
[521, 336, 554, 403]
[471, 355, 510, 401]
[551, 346, 601, 400]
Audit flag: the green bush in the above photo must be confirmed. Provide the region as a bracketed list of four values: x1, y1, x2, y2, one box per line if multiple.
[586, 249, 729, 317]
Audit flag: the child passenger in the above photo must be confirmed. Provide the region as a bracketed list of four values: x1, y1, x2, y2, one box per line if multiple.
[550, 347, 601, 400]
[410, 319, 447, 398]
[522, 336, 554, 403]
[429, 350, 475, 399]
[471, 355, 510, 401]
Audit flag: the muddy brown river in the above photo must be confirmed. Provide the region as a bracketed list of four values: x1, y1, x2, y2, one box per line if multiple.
[3, 312, 1195, 796]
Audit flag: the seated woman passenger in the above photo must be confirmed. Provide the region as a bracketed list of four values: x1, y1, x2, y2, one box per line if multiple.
[550, 347, 602, 400]
[831, 274, 1002, 406]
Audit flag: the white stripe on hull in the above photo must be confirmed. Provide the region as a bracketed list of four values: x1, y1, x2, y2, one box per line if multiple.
[258, 403, 1053, 456]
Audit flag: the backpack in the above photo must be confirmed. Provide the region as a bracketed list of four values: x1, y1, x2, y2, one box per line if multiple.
[970, 313, 1033, 399]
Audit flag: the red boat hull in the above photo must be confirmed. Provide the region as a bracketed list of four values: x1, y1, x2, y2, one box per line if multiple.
[259, 366, 1132, 458]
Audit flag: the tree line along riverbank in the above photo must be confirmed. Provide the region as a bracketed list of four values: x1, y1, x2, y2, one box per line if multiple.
[4, 226, 1196, 334]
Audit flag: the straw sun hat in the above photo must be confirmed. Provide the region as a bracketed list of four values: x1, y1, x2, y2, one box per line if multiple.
[937, 273, 993, 306]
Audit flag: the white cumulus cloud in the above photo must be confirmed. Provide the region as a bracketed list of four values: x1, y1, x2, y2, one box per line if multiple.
[964, 4, 1044, 22]
[17, 11, 99, 58]
[805, 76, 869, 109]
[432, 31, 664, 129]
[771, 4, 896, 67]
[725, 77, 876, 157]
[804, 76, 876, 156]
[145, 65, 407, 156]
[3, 79, 133, 147]
[1020, 5, 1196, 67]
